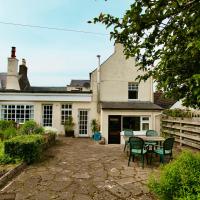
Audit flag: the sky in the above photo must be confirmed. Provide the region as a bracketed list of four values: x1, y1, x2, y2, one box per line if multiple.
[0, 0, 132, 86]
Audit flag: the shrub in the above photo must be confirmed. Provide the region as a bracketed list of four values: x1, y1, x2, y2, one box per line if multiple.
[44, 127, 58, 135]
[148, 151, 200, 200]
[2, 128, 17, 140]
[0, 142, 17, 164]
[0, 154, 18, 164]
[163, 109, 192, 118]
[20, 120, 44, 135]
[91, 119, 100, 133]
[64, 116, 75, 132]
[0, 120, 15, 131]
[43, 131, 56, 149]
[4, 135, 45, 164]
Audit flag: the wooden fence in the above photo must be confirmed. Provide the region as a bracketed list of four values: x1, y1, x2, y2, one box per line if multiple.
[161, 116, 200, 150]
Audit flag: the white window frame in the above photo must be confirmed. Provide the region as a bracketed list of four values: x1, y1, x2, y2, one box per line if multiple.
[78, 109, 89, 136]
[42, 104, 53, 127]
[122, 115, 150, 131]
[141, 116, 150, 131]
[0, 104, 34, 124]
[128, 82, 139, 100]
[61, 104, 72, 125]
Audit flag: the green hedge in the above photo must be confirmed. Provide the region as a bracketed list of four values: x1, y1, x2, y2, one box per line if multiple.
[0, 127, 17, 141]
[4, 135, 45, 164]
[148, 151, 200, 200]
[0, 120, 15, 130]
[43, 132, 56, 149]
[0, 142, 17, 164]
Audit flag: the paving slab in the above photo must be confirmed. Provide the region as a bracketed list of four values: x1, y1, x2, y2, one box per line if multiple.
[1, 137, 159, 199]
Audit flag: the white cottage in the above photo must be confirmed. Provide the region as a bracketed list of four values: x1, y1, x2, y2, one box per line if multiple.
[0, 45, 162, 144]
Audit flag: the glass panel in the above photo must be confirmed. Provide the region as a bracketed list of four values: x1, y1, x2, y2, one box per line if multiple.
[128, 82, 138, 99]
[42, 105, 53, 126]
[79, 110, 88, 135]
[61, 104, 72, 125]
[142, 117, 149, 121]
[0, 104, 34, 123]
[142, 123, 149, 130]
[123, 117, 140, 131]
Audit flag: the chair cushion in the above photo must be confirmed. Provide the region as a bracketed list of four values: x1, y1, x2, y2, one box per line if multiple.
[154, 148, 171, 155]
[131, 149, 147, 154]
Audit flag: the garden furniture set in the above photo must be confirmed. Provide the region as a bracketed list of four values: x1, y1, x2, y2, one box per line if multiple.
[123, 129, 175, 168]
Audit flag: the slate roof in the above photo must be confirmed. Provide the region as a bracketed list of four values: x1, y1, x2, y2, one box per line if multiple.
[101, 101, 163, 110]
[22, 86, 91, 93]
[0, 73, 7, 89]
[69, 80, 90, 88]
[28, 86, 67, 92]
[154, 91, 176, 109]
[0, 87, 92, 94]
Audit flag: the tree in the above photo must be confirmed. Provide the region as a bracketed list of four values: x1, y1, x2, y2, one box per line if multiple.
[91, 0, 200, 108]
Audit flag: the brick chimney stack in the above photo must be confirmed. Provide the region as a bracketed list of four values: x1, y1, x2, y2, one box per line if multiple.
[11, 47, 16, 58]
[19, 58, 30, 90]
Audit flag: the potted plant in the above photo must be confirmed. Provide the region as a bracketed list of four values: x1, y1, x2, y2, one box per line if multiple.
[91, 119, 101, 141]
[91, 119, 99, 134]
[64, 116, 75, 137]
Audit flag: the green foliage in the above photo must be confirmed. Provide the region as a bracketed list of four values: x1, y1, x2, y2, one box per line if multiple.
[0, 154, 18, 164]
[148, 151, 200, 200]
[64, 116, 75, 132]
[0, 120, 15, 131]
[20, 120, 44, 135]
[4, 135, 44, 164]
[44, 130, 57, 136]
[91, 119, 100, 133]
[0, 142, 18, 164]
[163, 109, 192, 118]
[92, 0, 200, 108]
[0, 127, 17, 140]
[43, 132, 56, 149]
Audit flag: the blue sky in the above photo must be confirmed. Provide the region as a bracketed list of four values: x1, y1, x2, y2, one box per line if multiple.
[0, 0, 132, 86]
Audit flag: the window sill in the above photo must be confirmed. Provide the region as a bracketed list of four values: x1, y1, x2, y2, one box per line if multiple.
[128, 99, 139, 101]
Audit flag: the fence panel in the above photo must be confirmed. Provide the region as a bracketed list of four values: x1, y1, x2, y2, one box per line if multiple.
[161, 116, 200, 149]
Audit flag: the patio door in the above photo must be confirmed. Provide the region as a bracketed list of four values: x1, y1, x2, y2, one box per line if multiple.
[108, 115, 121, 144]
[78, 110, 89, 137]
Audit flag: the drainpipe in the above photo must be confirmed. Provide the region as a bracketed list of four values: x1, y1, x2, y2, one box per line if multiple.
[97, 55, 101, 113]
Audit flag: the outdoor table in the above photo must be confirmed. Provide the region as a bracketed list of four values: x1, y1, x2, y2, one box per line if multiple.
[123, 135, 164, 142]
[137, 135, 165, 142]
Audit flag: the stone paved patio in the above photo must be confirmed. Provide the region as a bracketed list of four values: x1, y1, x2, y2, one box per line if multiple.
[1, 137, 160, 200]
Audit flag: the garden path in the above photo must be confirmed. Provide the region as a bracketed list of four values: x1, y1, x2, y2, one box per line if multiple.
[2, 137, 159, 200]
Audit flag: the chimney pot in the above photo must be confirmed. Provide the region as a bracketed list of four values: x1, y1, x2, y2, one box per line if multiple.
[11, 47, 16, 58]
[22, 58, 26, 66]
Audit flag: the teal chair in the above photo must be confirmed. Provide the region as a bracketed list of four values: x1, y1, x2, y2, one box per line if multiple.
[154, 137, 175, 163]
[123, 129, 134, 152]
[145, 130, 158, 148]
[128, 136, 148, 168]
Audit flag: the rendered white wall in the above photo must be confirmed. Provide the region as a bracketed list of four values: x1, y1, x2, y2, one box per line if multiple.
[100, 109, 161, 144]
[91, 43, 153, 103]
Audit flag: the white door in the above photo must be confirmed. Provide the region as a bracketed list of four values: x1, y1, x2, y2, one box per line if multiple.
[78, 110, 89, 137]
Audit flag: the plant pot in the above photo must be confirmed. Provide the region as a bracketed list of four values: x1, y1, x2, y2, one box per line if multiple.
[65, 130, 74, 137]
